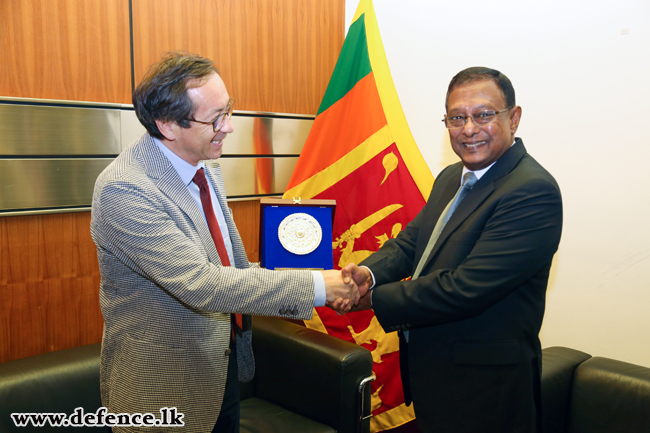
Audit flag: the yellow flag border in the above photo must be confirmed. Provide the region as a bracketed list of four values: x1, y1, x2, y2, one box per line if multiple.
[353, 0, 433, 201]
[371, 403, 416, 432]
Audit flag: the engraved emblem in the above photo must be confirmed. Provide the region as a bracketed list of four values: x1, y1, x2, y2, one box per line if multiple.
[278, 213, 322, 255]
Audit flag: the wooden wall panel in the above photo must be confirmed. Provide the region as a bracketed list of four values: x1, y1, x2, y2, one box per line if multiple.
[131, 0, 345, 115]
[0, 0, 131, 103]
[0, 212, 103, 363]
[229, 200, 261, 264]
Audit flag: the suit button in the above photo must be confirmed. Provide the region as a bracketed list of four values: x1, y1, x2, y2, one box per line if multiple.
[279, 308, 285, 315]
[390, 326, 396, 331]
[224, 348, 231, 356]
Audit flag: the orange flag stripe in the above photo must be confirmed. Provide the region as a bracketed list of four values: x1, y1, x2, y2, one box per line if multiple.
[285, 71, 386, 190]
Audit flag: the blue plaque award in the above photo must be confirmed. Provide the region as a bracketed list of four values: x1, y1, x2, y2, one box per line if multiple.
[259, 198, 336, 270]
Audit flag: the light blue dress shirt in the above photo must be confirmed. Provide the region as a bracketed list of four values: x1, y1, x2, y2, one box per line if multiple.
[153, 138, 325, 306]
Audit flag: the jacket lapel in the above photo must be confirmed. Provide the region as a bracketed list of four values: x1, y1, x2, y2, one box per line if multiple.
[413, 164, 463, 262]
[137, 134, 221, 264]
[419, 138, 527, 273]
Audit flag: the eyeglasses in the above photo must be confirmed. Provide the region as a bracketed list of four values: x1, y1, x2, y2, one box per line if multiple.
[442, 108, 510, 129]
[187, 98, 235, 132]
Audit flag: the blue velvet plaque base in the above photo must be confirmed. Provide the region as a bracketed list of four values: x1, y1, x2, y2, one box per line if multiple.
[260, 203, 334, 270]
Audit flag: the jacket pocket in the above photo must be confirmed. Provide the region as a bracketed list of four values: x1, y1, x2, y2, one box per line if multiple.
[109, 335, 189, 414]
[453, 340, 521, 365]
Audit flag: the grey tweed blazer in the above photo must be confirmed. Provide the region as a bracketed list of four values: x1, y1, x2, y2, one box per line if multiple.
[90, 133, 315, 432]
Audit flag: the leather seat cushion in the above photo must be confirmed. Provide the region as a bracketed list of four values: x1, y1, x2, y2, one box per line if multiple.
[240, 397, 335, 433]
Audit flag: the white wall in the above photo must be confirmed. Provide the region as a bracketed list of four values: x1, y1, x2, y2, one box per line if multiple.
[346, 0, 650, 367]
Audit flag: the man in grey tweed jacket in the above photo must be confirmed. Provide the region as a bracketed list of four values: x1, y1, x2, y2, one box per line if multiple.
[90, 53, 359, 432]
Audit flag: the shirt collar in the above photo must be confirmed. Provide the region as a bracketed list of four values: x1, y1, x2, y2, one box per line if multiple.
[153, 137, 205, 186]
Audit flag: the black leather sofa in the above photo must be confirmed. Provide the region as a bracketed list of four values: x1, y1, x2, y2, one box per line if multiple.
[4, 332, 650, 433]
[541, 346, 650, 433]
[0, 316, 374, 432]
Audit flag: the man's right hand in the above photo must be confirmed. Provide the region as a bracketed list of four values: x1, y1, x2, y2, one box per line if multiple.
[341, 263, 373, 294]
[320, 269, 361, 312]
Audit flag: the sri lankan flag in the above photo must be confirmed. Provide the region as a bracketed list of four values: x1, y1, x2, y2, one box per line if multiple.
[283, 0, 433, 430]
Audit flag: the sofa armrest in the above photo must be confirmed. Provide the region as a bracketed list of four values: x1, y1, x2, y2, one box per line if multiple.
[541, 346, 591, 433]
[0, 343, 102, 431]
[251, 316, 374, 433]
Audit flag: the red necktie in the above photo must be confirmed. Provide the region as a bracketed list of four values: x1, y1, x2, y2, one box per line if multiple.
[192, 167, 243, 340]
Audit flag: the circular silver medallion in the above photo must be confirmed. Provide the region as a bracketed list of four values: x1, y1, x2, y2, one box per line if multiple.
[278, 213, 322, 255]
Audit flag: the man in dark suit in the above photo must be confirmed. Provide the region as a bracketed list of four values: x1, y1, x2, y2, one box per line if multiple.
[342, 67, 562, 432]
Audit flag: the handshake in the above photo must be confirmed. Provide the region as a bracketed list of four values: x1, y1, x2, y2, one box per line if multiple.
[319, 264, 374, 315]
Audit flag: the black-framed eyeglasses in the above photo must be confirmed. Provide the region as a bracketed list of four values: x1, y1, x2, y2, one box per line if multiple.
[187, 97, 235, 132]
[442, 108, 510, 129]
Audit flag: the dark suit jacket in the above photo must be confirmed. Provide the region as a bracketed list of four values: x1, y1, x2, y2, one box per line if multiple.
[362, 139, 562, 433]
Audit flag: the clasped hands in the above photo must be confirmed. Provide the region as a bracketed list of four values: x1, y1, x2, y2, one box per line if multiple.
[321, 263, 374, 315]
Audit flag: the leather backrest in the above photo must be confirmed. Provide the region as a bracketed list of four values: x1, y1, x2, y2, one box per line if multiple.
[569, 356, 650, 433]
[0, 343, 102, 431]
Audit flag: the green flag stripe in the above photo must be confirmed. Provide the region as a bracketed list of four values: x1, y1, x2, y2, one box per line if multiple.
[317, 13, 372, 115]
